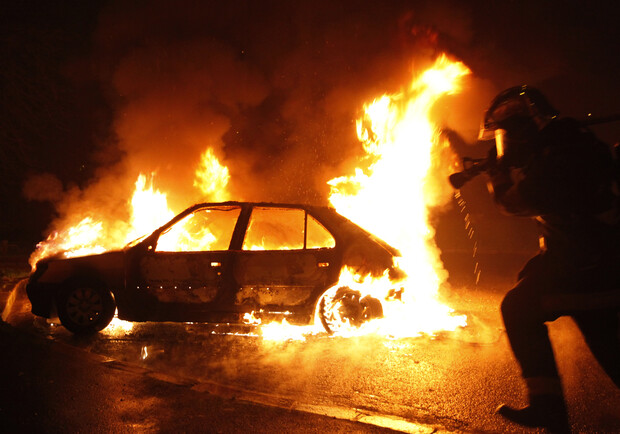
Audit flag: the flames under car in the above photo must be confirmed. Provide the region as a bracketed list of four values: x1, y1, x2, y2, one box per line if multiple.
[27, 201, 403, 334]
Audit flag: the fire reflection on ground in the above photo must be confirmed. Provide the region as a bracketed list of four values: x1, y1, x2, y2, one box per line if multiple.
[7, 278, 620, 433]
[28, 305, 500, 432]
[33, 290, 499, 396]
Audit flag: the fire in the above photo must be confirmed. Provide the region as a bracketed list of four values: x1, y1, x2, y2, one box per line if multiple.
[29, 148, 227, 268]
[194, 148, 230, 202]
[104, 311, 135, 335]
[126, 173, 175, 243]
[29, 149, 230, 334]
[326, 54, 469, 337]
[244, 312, 316, 341]
[31, 54, 470, 341]
[34, 217, 107, 262]
[255, 54, 470, 339]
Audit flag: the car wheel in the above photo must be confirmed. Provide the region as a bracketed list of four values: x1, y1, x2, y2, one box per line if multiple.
[318, 286, 383, 334]
[56, 280, 116, 334]
[360, 295, 384, 321]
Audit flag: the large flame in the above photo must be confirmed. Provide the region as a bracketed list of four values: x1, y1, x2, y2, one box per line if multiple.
[30, 149, 230, 333]
[245, 55, 470, 340]
[126, 173, 176, 243]
[325, 54, 469, 337]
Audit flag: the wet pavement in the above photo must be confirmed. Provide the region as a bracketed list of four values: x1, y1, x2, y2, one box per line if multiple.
[2, 261, 620, 433]
[1, 317, 407, 433]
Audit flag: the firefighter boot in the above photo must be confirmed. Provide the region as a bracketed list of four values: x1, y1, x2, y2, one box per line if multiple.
[496, 377, 570, 433]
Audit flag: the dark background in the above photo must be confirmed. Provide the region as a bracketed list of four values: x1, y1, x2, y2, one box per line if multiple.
[2, 0, 619, 261]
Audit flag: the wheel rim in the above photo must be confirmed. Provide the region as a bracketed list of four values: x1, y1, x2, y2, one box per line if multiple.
[319, 287, 363, 334]
[65, 287, 103, 326]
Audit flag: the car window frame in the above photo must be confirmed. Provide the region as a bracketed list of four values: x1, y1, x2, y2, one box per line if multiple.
[152, 204, 244, 253]
[239, 205, 336, 252]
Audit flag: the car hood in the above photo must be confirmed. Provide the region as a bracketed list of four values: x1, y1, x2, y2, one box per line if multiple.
[31, 250, 126, 285]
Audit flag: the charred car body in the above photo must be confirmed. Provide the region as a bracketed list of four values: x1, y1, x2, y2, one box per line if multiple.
[27, 202, 402, 334]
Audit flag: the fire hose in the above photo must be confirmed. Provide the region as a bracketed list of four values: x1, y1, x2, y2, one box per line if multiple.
[448, 114, 620, 189]
[449, 157, 489, 189]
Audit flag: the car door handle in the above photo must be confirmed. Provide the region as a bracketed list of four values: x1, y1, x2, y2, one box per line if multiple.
[211, 261, 222, 267]
[317, 262, 330, 268]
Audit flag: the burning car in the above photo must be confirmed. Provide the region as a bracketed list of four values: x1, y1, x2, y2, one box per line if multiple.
[27, 201, 403, 334]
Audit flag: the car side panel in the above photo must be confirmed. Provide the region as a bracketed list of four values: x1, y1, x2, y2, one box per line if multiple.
[138, 252, 222, 303]
[27, 252, 126, 318]
[232, 248, 338, 312]
[121, 250, 234, 321]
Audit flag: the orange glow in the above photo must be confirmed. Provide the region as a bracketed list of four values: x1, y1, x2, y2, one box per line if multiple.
[31, 55, 470, 341]
[104, 310, 135, 335]
[126, 173, 175, 243]
[327, 54, 469, 337]
[29, 216, 107, 267]
[194, 148, 230, 202]
[259, 54, 470, 339]
[244, 312, 315, 341]
[29, 148, 229, 268]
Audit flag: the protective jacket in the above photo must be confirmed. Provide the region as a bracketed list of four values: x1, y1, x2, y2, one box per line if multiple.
[490, 118, 620, 268]
[482, 90, 620, 412]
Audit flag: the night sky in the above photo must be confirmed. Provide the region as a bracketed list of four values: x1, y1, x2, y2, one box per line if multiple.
[2, 0, 619, 255]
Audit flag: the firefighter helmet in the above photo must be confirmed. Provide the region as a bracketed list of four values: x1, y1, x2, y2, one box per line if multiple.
[479, 85, 559, 140]
[479, 85, 559, 163]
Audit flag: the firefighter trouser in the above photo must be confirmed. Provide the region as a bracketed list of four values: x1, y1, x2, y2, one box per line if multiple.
[500, 253, 620, 388]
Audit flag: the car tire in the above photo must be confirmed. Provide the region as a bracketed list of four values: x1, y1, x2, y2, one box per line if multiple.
[317, 286, 359, 334]
[56, 280, 116, 334]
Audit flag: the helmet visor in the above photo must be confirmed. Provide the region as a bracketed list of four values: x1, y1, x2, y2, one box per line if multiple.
[478, 121, 496, 140]
[478, 98, 530, 141]
[495, 129, 506, 158]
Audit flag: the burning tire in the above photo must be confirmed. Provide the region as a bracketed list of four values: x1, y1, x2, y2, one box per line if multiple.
[56, 280, 116, 334]
[318, 286, 384, 334]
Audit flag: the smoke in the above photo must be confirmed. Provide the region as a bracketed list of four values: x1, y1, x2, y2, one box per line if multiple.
[93, 2, 354, 208]
[63, 0, 496, 216]
[18, 0, 511, 245]
[27, 0, 619, 284]
[22, 173, 64, 203]
[109, 38, 268, 209]
[15, 0, 620, 249]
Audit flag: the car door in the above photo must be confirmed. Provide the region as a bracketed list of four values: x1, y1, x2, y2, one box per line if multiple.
[134, 205, 242, 321]
[232, 206, 339, 315]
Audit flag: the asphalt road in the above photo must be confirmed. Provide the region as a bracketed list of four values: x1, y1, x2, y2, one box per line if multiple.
[2, 275, 620, 433]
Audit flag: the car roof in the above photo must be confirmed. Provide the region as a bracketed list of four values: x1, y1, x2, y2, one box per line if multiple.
[182, 201, 327, 211]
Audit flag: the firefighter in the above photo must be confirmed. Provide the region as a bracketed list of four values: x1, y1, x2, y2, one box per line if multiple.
[479, 85, 620, 431]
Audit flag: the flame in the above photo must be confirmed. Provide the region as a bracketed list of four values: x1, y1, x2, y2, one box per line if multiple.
[34, 217, 107, 263]
[194, 148, 230, 202]
[258, 54, 470, 339]
[29, 216, 108, 267]
[126, 173, 175, 242]
[327, 54, 469, 336]
[104, 311, 135, 335]
[29, 148, 228, 268]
